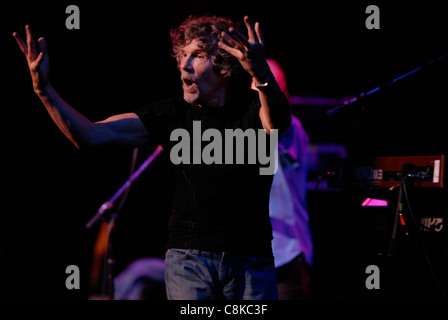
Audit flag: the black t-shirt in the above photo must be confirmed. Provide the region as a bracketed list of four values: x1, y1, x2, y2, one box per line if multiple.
[134, 90, 274, 258]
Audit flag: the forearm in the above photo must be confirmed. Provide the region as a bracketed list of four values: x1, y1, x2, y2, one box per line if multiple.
[256, 75, 292, 133]
[36, 84, 94, 148]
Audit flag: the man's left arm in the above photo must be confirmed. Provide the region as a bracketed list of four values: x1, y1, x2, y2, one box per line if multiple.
[253, 71, 291, 133]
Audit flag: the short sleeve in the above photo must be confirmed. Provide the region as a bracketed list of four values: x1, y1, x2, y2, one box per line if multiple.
[134, 98, 184, 147]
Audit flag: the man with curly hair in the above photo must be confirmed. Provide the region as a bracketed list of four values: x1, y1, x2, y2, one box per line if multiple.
[13, 15, 291, 300]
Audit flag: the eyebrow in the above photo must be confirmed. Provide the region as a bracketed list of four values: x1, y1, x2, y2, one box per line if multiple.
[181, 47, 207, 56]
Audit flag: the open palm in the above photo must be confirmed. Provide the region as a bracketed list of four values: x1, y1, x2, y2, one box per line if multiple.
[13, 25, 50, 93]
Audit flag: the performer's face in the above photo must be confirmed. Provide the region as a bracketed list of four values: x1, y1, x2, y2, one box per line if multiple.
[179, 39, 227, 107]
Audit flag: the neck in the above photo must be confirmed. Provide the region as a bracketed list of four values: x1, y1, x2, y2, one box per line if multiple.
[199, 84, 230, 108]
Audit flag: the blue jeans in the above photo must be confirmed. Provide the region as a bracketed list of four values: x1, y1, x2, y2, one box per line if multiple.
[164, 249, 278, 300]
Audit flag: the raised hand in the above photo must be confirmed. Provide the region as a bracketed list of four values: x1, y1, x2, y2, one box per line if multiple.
[218, 16, 272, 84]
[13, 25, 50, 93]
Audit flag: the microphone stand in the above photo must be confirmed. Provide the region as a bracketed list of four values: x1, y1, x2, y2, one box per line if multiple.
[86, 145, 164, 229]
[85, 145, 164, 299]
[387, 162, 416, 257]
[326, 52, 448, 117]
[387, 178, 407, 257]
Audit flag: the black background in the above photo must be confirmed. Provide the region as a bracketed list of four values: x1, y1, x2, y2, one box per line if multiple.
[1, 1, 448, 300]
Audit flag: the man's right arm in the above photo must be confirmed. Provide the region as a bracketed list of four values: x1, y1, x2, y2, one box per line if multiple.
[13, 25, 149, 149]
[36, 85, 149, 148]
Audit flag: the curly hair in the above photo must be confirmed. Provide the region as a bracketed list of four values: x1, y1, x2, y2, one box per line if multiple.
[170, 15, 245, 80]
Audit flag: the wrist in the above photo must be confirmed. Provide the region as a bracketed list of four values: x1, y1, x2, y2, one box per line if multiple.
[252, 59, 273, 85]
[253, 70, 273, 86]
[254, 73, 274, 91]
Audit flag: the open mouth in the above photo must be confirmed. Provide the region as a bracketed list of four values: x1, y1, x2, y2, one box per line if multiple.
[183, 78, 196, 87]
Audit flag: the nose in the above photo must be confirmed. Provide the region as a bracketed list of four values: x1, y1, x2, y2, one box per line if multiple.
[180, 55, 193, 73]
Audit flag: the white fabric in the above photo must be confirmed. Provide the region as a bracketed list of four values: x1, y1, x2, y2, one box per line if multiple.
[269, 116, 313, 268]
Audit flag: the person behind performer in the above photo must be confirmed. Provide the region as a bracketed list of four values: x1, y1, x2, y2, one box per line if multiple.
[253, 59, 313, 299]
[13, 15, 291, 299]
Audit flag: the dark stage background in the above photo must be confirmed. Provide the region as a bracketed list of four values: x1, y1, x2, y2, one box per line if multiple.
[1, 1, 448, 300]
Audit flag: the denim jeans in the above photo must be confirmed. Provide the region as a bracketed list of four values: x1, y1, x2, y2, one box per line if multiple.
[164, 249, 278, 300]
